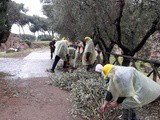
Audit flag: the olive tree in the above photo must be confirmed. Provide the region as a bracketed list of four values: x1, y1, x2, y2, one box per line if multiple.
[41, 0, 160, 65]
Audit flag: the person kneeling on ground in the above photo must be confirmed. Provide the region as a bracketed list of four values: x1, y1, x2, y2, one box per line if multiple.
[95, 64, 160, 120]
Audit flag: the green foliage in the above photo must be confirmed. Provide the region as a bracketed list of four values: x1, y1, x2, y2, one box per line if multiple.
[37, 35, 52, 41]
[0, 48, 32, 58]
[31, 41, 50, 48]
[18, 13, 29, 26]
[50, 67, 85, 91]
[71, 78, 107, 120]
[29, 15, 49, 34]
[0, 0, 11, 43]
[42, 0, 160, 64]
[49, 67, 122, 120]
[7, 1, 26, 25]
[7, 1, 49, 35]
[20, 34, 36, 41]
[50, 72, 77, 91]
[24, 40, 32, 47]
[49, 62, 160, 120]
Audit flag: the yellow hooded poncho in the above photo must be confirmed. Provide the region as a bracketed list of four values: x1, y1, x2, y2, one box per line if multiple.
[106, 65, 160, 109]
[82, 37, 96, 65]
[54, 40, 68, 61]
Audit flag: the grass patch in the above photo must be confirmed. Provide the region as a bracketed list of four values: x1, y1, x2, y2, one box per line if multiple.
[0, 49, 32, 58]
[0, 41, 50, 58]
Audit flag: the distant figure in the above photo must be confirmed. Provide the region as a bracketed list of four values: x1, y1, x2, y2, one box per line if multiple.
[82, 37, 96, 71]
[49, 38, 56, 59]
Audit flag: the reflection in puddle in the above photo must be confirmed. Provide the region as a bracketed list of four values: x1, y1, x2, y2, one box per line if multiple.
[0, 51, 53, 80]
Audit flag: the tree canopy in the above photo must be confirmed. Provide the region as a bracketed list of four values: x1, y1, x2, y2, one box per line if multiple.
[7, 1, 49, 36]
[41, 0, 160, 65]
[0, 0, 11, 43]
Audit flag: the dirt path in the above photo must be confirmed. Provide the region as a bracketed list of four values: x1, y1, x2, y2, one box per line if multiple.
[0, 50, 82, 120]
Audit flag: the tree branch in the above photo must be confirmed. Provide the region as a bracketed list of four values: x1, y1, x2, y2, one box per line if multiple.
[114, 0, 130, 54]
[132, 17, 160, 54]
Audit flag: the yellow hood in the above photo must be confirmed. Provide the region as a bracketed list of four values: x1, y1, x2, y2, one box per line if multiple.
[103, 64, 113, 79]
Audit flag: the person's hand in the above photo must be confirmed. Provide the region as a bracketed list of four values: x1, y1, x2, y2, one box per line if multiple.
[85, 58, 88, 62]
[109, 102, 118, 108]
[100, 101, 108, 114]
[100, 104, 106, 114]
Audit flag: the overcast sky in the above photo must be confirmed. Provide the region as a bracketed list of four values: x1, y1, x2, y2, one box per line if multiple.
[11, 0, 46, 35]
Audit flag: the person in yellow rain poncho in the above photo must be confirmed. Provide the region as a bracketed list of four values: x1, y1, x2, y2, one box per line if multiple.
[48, 39, 69, 73]
[82, 37, 96, 71]
[95, 64, 160, 120]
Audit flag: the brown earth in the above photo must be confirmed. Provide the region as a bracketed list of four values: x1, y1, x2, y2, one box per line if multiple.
[0, 48, 159, 120]
[0, 76, 82, 120]
[0, 49, 82, 120]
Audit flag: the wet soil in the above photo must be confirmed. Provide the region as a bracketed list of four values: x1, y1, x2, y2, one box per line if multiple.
[0, 77, 81, 120]
[0, 49, 82, 120]
[0, 49, 159, 120]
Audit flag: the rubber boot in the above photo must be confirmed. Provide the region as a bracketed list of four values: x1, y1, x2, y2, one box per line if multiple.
[86, 65, 92, 71]
[122, 109, 129, 120]
[129, 109, 139, 120]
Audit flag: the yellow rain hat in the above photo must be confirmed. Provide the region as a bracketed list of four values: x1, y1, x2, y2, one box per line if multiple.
[62, 37, 66, 40]
[64, 40, 69, 45]
[53, 37, 57, 41]
[103, 64, 113, 79]
[84, 36, 90, 41]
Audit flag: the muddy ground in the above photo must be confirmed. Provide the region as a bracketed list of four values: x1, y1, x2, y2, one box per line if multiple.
[0, 49, 82, 120]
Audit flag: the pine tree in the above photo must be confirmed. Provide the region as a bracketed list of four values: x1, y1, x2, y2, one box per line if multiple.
[0, 0, 11, 43]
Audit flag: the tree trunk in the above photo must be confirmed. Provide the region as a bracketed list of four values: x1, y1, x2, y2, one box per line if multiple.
[48, 31, 51, 37]
[21, 26, 25, 34]
[122, 57, 130, 66]
[52, 31, 54, 37]
[102, 52, 109, 64]
[18, 24, 21, 35]
[93, 27, 115, 64]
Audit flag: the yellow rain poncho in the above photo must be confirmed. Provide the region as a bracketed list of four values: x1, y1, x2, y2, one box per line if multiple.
[106, 65, 160, 109]
[54, 40, 68, 61]
[82, 38, 96, 65]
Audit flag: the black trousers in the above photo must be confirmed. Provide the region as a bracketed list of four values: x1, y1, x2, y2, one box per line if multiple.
[50, 48, 55, 59]
[51, 55, 67, 71]
[50, 51, 54, 59]
[122, 108, 139, 120]
[86, 65, 92, 71]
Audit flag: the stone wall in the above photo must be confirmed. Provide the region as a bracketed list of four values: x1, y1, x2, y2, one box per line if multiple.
[0, 33, 29, 52]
